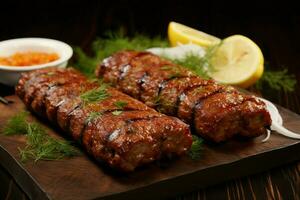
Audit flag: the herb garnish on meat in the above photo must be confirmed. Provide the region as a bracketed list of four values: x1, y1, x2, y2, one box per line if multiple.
[74, 33, 296, 95]
[111, 101, 128, 115]
[114, 101, 128, 109]
[85, 112, 103, 125]
[80, 84, 110, 105]
[112, 110, 123, 116]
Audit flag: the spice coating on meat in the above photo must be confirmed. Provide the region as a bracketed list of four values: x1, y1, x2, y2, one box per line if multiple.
[96, 51, 272, 142]
[83, 113, 190, 171]
[157, 76, 209, 115]
[16, 68, 192, 172]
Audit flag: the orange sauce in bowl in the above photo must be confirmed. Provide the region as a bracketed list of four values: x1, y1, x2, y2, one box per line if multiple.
[0, 51, 59, 66]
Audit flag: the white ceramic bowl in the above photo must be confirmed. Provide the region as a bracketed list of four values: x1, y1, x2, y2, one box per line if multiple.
[0, 38, 73, 86]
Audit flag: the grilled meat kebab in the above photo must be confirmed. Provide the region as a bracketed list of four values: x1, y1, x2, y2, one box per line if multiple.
[96, 51, 272, 142]
[16, 68, 192, 172]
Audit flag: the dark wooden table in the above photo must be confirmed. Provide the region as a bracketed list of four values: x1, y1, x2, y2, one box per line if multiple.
[0, 82, 300, 200]
[1, 1, 300, 199]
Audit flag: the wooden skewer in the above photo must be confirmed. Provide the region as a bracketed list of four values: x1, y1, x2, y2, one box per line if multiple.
[0, 96, 14, 105]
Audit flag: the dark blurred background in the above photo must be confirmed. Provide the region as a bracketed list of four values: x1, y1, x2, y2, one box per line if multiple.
[1, 3, 300, 199]
[1, 1, 300, 68]
[1, 0, 300, 111]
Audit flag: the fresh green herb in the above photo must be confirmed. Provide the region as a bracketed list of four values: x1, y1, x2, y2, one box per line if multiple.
[2, 111, 29, 135]
[170, 54, 209, 79]
[153, 94, 174, 110]
[161, 65, 172, 70]
[153, 95, 161, 107]
[80, 85, 110, 105]
[168, 72, 182, 79]
[73, 33, 296, 94]
[46, 71, 56, 76]
[188, 135, 203, 160]
[92, 32, 168, 61]
[255, 69, 296, 92]
[19, 122, 79, 162]
[112, 110, 123, 116]
[73, 32, 168, 76]
[168, 42, 222, 79]
[199, 42, 222, 72]
[89, 77, 104, 84]
[160, 65, 183, 79]
[85, 112, 103, 125]
[114, 101, 128, 109]
[111, 101, 128, 116]
[73, 31, 215, 79]
[3, 113, 79, 162]
[73, 47, 98, 77]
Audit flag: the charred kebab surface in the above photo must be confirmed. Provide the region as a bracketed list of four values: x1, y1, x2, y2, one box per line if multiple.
[96, 51, 272, 142]
[16, 68, 192, 172]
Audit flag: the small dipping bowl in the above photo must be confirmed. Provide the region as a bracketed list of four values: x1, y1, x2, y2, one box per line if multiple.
[0, 38, 73, 86]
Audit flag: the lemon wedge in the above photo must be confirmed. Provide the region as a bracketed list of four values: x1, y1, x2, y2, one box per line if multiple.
[209, 35, 264, 88]
[167, 22, 264, 88]
[168, 22, 221, 48]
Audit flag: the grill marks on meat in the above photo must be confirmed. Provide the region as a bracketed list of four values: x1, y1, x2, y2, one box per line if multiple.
[140, 64, 192, 107]
[177, 83, 224, 123]
[96, 51, 272, 142]
[98, 51, 141, 87]
[157, 76, 210, 115]
[83, 113, 189, 171]
[68, 88, 152, 142]
[16, 68, 192, 172]
[194, 92, 249, 141]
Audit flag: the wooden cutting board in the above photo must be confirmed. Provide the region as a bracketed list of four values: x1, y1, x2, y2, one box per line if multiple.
[0, 95, 300, 200]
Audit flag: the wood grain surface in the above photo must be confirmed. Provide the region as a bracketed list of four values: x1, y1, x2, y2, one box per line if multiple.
[1, 2, 300, 199]
[0, 95, 299, 200]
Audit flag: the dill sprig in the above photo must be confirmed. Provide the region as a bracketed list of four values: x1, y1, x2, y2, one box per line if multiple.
[167, 42, 222, 79]
[188, 135, 203, 160]
[170, 54, 209, 79]
[80, 84, 110, 105]
[111, 101, 128, 116]
[85, 112, 102, 125]
[255, 69, 296, 92]
[199, 42, 222, 72]
[93, 32, 168, 61]
[73, 33, 296, 94]
[161, 66, 172, 70]
[20, 123, 79, 162]
[112, 110, 123, 116]
[73, 47, 98, 77]
[114, 101, 128, 109]
[2, 111, 29, 135]
[73, 32, 168, 76]
[2, 112, 79, 162]
[160, 65, 183, 79]
[168, 72, 182, 79]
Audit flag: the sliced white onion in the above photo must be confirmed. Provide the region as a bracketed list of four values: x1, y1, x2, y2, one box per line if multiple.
[147, 43, 205, 60]
[271, 122, 300, 139]
[261, 129, 271, 142]
[258, 97, 300, 140]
